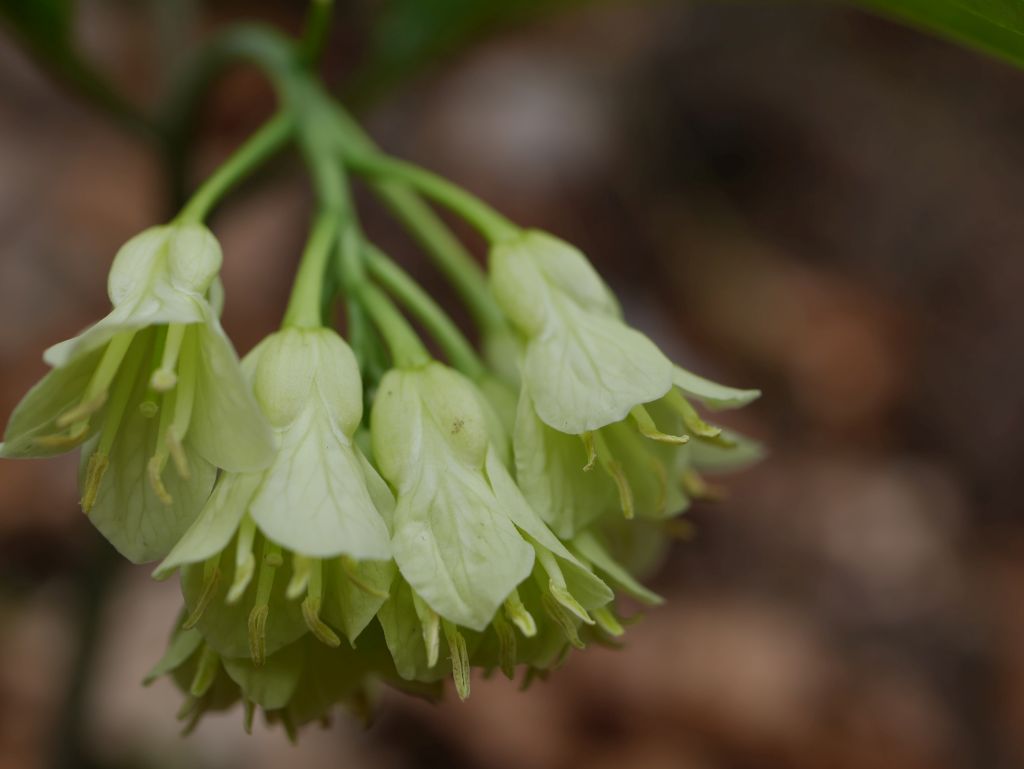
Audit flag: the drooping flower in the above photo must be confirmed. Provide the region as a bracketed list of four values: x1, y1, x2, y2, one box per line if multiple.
[0, 224, 275, 562]
[154, 327, 395, 665]
[146, 615, 435, 738]
[370, 361, 613, 698]
[489, 229, 761, 534]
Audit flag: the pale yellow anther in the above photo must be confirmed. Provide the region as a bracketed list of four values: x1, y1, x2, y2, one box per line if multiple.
[80, 452, 109, 513]
[150, 368, 178, 392]
[593, 607, 624, 637]
[33, 423, 89, 450]
[443, 620, 470, 701]
[492, 612, 517, 680]
[247, 604, 269, 666]
[341, 556, 390, 599]
[166, 429, 190, 480]
[286, 554, 312, 600]
[580, 432, 597, 471]
[147, 454, 173, 505]
[182, 562, 220, 629]
[56, 391, 108, 429]
[630, 404, 689, 445]
[503, 591, 537, 638]
[138, 400, 159, 419]
[666, 389, 722, 439]
[542, 593, 584, 650]
[301, 596, 341, 647]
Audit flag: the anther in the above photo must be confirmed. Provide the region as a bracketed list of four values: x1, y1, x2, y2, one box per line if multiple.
[443, 620, 470, 701]
[541, 593, 584, 650]
[301, 595, 341, 647]
[80, 452, 109, 512]
[56, 391, 108, 429]
[503, 590, 537, 637]
[580, 432, 597, 471]
[182, 559, 221, 629]
[412, 593, 440, 667]
[630, 404, 689, 445]
[492, 612, 517, 680]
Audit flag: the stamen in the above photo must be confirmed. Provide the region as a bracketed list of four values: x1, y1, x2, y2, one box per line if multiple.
[189, 645, 220, 697]
[630, 404, 689, 445]
[681, 468, 725, 500]
[32, 423, 88, 449]
[183, 556, 221, 629]
[166, 429, 190, 480]
[503, 590, 537, 637]
[85, 331, 135, 402]
[247, 541, 282, 666]
[533, 546, 593, 624]
[139, 326, 168, 417]
[665, 389, 722, 439]
[593, 433, 634, 519]
[541, 593, 584, 649]
[147, 388, 178, 505]
[302, 596, 341, 647]
[242, 700, 255, 735]
[227, 517, 257, 603]
[286, 554, 312, 600]
[301, 560, 341, 647]
[412, 593, 440, 667]
[169, 327, 197, 444]
[96, 333, 147, 458]
[580, 432, 597, 471]
[80, 452, 109, 512]
[592, 606, 624, 637]
[492, 612, 517, 680]
[341, 556, 390, 599]
[442, 620, 470, 701]
[56, 391, 108, 429]
[151, 323, 186, 392]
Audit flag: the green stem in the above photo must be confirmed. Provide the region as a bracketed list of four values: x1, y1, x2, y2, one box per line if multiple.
[343, 150, 518, 242]
[283, 212, 339, 328]
[358, 282, 431, 368]
[364, 245, 485, 379]
[328, 105, 507, 334]
[176, 112, 294, 223]
[300, 0, 335, 67]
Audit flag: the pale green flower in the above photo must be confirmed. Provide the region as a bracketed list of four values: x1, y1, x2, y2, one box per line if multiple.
[154, 328, 395, 665]
[146, 617, 428, 738]
[371, 361, 613, 698]
[489, 228, 760, 433]
[490, 229, 761, 534]
[0, 224, 274, 562]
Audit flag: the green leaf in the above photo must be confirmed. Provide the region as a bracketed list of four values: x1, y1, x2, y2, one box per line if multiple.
[0, 0, 74, 49]
[850, 0, 1024, 70]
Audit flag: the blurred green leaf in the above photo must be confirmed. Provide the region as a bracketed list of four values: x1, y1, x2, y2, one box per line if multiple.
[849, 0, 1024, 70]
[0, 0, 74, 50]
[347, 0, 608, 104]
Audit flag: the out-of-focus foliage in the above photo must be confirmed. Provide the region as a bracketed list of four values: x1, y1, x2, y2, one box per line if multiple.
[848, 0, 1024, 69]
[0, 0, 73, 50]
[347, 0, 610, 101]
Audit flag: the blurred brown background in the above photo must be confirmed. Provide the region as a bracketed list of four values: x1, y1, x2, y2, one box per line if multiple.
[2, 1, 1023, 768]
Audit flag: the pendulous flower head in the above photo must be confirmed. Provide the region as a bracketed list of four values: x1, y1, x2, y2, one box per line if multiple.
[154, 327, 396, 667]
[0, 224, 274, 562]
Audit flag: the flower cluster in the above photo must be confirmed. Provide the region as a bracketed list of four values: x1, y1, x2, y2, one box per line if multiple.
[2, 127, 760, 738]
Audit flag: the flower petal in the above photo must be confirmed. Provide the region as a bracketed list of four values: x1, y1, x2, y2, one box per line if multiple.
[513, 389, 614, 538]
[0, 345, 105, 458]
[523, 298, 673, 435]
[377, 579, 444, 682]
[189, 313, 275, 473]
[391, 459, 534, 631]
[485, 447, 613, 611]
[153, 472, 262, 579]
[673, 366, 761, 410]
[221, 638, 304, 710]
[248, 401, 391, 560]
[321, 557, 396, 642]
[571, 530, 664, 606]
[83, 404, 216, 563]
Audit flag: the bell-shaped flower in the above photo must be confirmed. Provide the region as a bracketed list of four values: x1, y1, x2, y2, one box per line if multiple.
[489, 228, 760, 431]
[371, 361, 613, 699]
[0, 224, 274, 562]
[146, 616, 429, 739]
[154, 328, 395, 667]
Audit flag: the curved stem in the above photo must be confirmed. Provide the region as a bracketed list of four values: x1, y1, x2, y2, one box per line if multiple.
[283, 211, 339, 328]
[364, 245, 485, 379]
[343, 150, 518, 242]
[300, 0, 335, 68]
[357, 282, 431, 368]
[176, 112, 294, 223]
